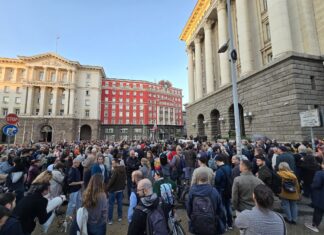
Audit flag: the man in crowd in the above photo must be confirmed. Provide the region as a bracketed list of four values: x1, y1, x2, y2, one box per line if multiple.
[191, 152, 214, 186]
[275, 146, 296, 173]
[256, 156, 272, 188]
[125, 149, 141, 198]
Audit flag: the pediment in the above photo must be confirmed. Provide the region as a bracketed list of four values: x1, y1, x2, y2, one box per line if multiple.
[18, 52, 80, 70]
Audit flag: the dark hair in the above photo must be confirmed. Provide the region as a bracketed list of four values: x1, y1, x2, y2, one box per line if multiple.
[0, 205, 10, 219]
[254, 184, 274, 209]
[154, 169, 163, 177]
[241, 159, 252, 171]
[0, 192, 16, 206]
[28, 183, 50, 195]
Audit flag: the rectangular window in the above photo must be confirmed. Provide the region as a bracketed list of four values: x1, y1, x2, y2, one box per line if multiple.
[86, 73, 91, 79]
[133, 112, 136, 117]
[85, 100, 90, 106]
[86, 90, 90, 96]
[105, 90, 109, 94]
[310, 76, 316, 90]
[120, 128, 128, 133]
[119, 104, 123, 109]
[3, 96, 9, 103]
[59, 109, 64, 116]
[15, 109, 20, 115]
[39, 71, 44, 81]
[133, 118, 137, 124]
[48, 109, 52, 115]
[4, 86, 9, 93]
[51, 72, 55, 82]
[16, 87, 21, 94]
[104, 112, 108, 117]
[119, 98, 123, 102]
[126, 98, 130, 103]
[126, 112, 129, 117]
[140, 98, 143, 103]
[119, 91, 123, 95]
[105, 128, 114, 133]
[126, 119, 130, 124]
[85, 110, 90, 117]
[2, 108, 8, 116]
[15, 97, 21, 104]
[119, 111, 123, 116]
[126, 105, 129, 110]
[112, 104, 116, 109]
[112, 98, 116, 102]
[134, 128, 142, 133]
[112, 111, 116, 117]
[111, 119, 115, 124]
[265, 22, 271, 42]
[140, 112, 143, 117]
[35, 109, 39, 115]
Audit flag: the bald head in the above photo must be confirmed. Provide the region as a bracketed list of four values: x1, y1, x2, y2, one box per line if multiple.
[137, 178, 153, 196]
[132, 170, 143, 184]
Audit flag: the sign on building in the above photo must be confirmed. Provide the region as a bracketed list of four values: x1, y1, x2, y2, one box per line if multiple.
[300, 109, 321, 127]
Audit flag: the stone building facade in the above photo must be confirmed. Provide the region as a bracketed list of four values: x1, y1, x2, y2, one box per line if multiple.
[0, 53, 104, 144]
[181, 0, 324, 142]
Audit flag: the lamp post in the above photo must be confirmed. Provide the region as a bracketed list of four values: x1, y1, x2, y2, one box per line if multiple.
[218, 0, 242, 155]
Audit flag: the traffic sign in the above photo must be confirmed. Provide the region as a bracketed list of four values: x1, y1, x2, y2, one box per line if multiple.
[2, 125, 19, 137]
[5, 113, 19, 125]
[300, 109, 321, 127]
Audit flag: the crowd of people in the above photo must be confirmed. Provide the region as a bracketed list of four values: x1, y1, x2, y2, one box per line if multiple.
[0, 137, 323, 235]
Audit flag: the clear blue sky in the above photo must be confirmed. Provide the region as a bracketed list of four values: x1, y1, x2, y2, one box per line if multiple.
[0, 0, 196, 105]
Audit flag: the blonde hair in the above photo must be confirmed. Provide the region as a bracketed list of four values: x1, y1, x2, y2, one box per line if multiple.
[278, 162, 291, 171]
[32, 170, 52, 184]
[141, 158, 151, 170]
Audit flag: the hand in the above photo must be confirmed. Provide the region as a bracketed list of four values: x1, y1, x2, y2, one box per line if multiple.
[60, 195, 67, 201]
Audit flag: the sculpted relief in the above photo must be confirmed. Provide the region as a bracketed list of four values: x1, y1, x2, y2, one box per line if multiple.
[41, 59, 63, 67]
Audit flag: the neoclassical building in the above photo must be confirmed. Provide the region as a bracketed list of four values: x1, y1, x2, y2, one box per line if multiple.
[181, 0, 324, 142]
[0, 53, 104, 144]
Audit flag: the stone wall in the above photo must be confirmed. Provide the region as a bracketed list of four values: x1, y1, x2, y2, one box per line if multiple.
[186, 53, 324, 142]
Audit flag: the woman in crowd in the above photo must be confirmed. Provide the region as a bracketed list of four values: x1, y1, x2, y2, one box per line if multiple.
[139, 158, 151, 179]
[91, 154, 109, 184]
[277, 162, 301, 224]
[50, 162, 65, 198]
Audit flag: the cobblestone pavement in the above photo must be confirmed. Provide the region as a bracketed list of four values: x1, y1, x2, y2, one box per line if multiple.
[36, 205, 323, 235]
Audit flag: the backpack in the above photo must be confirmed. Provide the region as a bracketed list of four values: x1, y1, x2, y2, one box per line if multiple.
[208, 153, 217, 171]
[191, 194, 219, 235]
[270, 170, 282, 195]
[283, 180, 297, 193]
[136, 203, 169, 235]
[160, 182, 174, 205]
[218, 166, 232, 198]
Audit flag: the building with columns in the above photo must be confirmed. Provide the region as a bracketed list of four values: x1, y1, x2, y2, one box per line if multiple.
[0, 52, 104, 143]
[181, 0, 324, 142]
[101, 79, 183, 141]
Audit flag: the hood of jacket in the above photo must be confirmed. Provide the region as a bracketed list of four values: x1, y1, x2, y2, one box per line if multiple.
[140, 193, 159, 209]
[190, 183, 214, 197]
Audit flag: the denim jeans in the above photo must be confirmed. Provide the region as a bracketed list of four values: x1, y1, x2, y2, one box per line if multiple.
[281, 199, 298, 222]
[87, 223, 107, 235]
[66, 190, 81, 217]
[184, 167, 194, 181]
[223, 197, 233, 227]
[108, 191, 123, 221]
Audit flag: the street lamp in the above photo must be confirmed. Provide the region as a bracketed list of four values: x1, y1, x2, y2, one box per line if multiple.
[218, 0, 242, 155]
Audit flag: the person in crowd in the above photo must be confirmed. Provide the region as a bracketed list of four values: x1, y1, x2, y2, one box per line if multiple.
[187, 170, 225, 235]
[277, 162, 301, 224]
[160, 152, 171, 179]
[305, 160, 324, 233]
[0, 205, 11, 233]
[125, 150, 141, 198]
[256, 156, 272, 188]
[66, 157, 83, 220]
[139, 158, 151, 179]
[49, 162, 65, 198]
[13, 182, 53, 235]
[103, 146, 114, 178]
[231, 155, 241, 180]
[275, 146, 296, 173]
[0, 155, 12, 175]
[183, 144, 196, 182]
[145, 150, 155, 177]
[26, 159, 41, 187]
[73, 174, 107, 235]
[0, 192, 24, 235]
[191, 152, 214, 186]
[214, 154, 233, 230]
[127, 179, 165, 235]
[107, 158, 126, 224]
[6, 157, 26, 203]
[170, 145, 184, 185]
[232, 160, 263, 215]
[235, 184, 286, 234]
[91, 154, 109, 184]
[127, 170, 143, 223]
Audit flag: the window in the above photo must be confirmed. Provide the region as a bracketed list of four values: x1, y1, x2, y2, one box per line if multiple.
[112, 111, 115, 117]
[2, 108, 8, 116]
[104, 112, 108, 117]
[61, 98, 65, 105]
[59, 109, 64, 116]
[85, 100, 90, 106]
[15, 97, 21, 104]
[3, 96, 9, 103]
[86, 73, 91, 79]
[126, 105, 129, 110]
[126, 112, 129, 117]
[120, 128, 128, 133]
[310, 76, 316, 90]
[35, 109, 39, 115]
[85, 110, 90, 117]
[105, 128, 114, 133]
[105, 97, 108, 102]
[126, 91, 130, 95]
[126, 119, 130, 124]
[16, 87, 21, 94]
[119, 111, 123, 117]
[140, 112, 143, 117]
[39, 71, 44, 81]
[105, 90, 109, 94]
[119, 91, 123, 95]
[119, 98, 123, 102]
[133, 106, 137, 110]
[86, 90, 90, 96]
[112, 91, 116, 95]
[48, 109, 52, 115]
[140, 92, 143, 96]
[266, 52, 273, 63]
[112, 104, 116, 109]
[111, 119, 115, 124]
[140, 98, 143, 103]
[15, 109, 20, 115]
[140, 105, 144, 110]
[49, 98, 53, 105]
[62, 73, 67, 82]
[126, 98, 130, 103]
[134, 128, 142, 133]
[119, 104, 123, 109]
[51, 72, 55, 82]
[133, 118, 137, 124]
[134, 91, 137, 95]
[264, 22, 271, 42]
[4, 86, 9, 93]
[112, 98, 116, 102]
[133, 112, 137, 117]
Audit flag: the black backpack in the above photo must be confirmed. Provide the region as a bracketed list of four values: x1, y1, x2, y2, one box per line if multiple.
[191, 194, 219, 235]
[136, 202, 168, 235]
[270, 170, 282, 195]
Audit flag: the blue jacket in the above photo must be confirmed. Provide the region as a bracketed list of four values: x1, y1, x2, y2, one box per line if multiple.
[311, 169, 324, 210]
[275, 152, 296, 173]
[187, 184, 225, 234]
[0, 216, 24, 235]
[91, 163, 108, 183]
[214, 164, 232, 198]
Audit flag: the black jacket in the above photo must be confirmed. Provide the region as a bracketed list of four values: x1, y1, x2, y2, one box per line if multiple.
[13, 192, 52, 233]
[125, 157, 140, 177]
[0, 216, 24, 235]
[107, 165, 126, 192]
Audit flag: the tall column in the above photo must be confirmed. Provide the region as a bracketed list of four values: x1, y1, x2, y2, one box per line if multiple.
[173, 108, 176, 125]
[297, 0, 320, 56]
[43, 67, 48, 81]
[29, 67, 35, 82]
[162, 107, 166, 125]
[194, 36, 203, 99]
[168, 107, 171, 125]
[64, 89, 69, 115]
[26, 86, 34, 115]
[187, 46, 195, 103]
[12, 68, 18, 82]
[52, 87, 58, 116]
[55, 68, 59, 82]
[236, 0, 254, 75]
[71, 70, 76, 84]
[204, 20, 215, 94]
[268, 0, 293, 58]
[69, 89, 75, 116]
[0, 67, 6, 81]
[25, 67, 29, 81]
[217, 0, 231, 86]
[39, 87, 46, 116]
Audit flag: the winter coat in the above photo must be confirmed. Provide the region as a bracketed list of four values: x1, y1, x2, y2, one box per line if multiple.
[311, 169, 324, 210]
[91, 163, 108, 183]
[275, 153, 296, 173]
[257, 165, 272, 188]
[277, 170, 301, 201]
[125, 157, 140, 177]
[298, 156, 320, 186]
[0, 215, 24, 235]
[107, 165, 126, 192]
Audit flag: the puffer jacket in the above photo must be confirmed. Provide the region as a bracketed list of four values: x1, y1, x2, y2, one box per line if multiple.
[278, 169, 301, 201]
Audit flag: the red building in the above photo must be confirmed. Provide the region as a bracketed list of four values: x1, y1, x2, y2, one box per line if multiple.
[100, 78, 183, 141]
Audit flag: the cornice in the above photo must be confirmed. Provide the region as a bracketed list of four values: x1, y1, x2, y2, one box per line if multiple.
[180, 0, 211, 45]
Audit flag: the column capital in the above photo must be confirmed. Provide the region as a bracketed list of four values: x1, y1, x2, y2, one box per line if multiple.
[204, 19, 214, 30]
[186, 45, 193, 54]
[217, 0, 226, 11]
[194, 35, 203, 45]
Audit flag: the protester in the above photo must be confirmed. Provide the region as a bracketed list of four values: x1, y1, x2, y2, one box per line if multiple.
[277, 162, 300, 224]
[191, 152, 214, 186]
[6, 157, 25, 203]
[235, 184, 286, 234]
[127, 170, 143, 223]
[49, 162, 65, 198]
[125, 150, 141, 198]
[256, 155, 272, 188]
